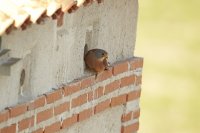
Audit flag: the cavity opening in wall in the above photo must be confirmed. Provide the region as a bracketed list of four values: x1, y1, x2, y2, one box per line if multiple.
[83, 28, 93, 71]
[83, 44, 88, 71]
[92, 20, 100, 48]
[20, 69, 25, 87]
[85, 27, 93, 50]
[18, 66, 32, 102]
[84, 44, 88, 57]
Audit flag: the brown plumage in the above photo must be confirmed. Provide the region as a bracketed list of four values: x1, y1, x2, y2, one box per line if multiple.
[84, 49, 109, 74]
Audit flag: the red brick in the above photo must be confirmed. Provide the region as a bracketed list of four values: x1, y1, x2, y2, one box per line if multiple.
[37, 108, 53, 123]
[18, 116, 34, 131]
[135, 76, 142, 85]
[62, 114, 78, 129]
[104, 80, 120, 94]
[120, 75, 135, 88]
[121, 122, 139, 133]
[111, 94, 127, 107]
[8, 103, 27, 118]
[44, 121, 61, 133]
[88, 91, 94, 101]
[32, 128, 43, 133]
[78, 108, 93, 122]
[63, 81, 81, 96]
[94, 86, 104, 99]
[54, 102, 70, 116]
[96, 68, 113, 82]
[45, 89, 63, 104]
[28, 96, 46, 110]
[112, 61, 128, 76]
[1, 124, 16, 133]
[129, 58, 143, 70]
[81, 75, 95, 89]
[94, 99, 110, 114]
[121, 112, 132, 122]
[132, 109, 140, 119]
[71, 94, 87, 108]
[127, 90, 141, 101]
[0, 110, 9, 123]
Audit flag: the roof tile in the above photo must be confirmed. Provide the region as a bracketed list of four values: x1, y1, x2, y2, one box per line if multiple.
[0, 0, 100, 36]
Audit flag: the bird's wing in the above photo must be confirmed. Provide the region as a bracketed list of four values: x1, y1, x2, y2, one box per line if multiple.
[103, 58, 109, 69]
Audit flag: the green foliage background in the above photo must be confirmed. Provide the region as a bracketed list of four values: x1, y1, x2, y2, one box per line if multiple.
[135, 0, 200, 133]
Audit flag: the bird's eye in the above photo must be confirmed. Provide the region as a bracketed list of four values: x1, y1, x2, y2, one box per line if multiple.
[102, 53, 105, 56]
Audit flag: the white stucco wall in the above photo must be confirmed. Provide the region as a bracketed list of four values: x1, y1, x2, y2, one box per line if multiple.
[59, 106, 124, 133]
[0, 0, 138, 111]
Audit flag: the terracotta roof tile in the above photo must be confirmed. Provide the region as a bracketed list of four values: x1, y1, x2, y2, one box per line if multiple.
[0, 0, 101, 36]
[0, 11, 14, 35]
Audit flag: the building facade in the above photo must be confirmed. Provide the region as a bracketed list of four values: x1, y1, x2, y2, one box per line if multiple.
[0, 0, 142, 133]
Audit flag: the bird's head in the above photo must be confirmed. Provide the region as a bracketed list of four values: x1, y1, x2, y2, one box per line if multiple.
[94, 49, 108, 61]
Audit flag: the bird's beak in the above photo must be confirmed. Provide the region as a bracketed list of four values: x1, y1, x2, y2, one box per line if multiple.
[104, 54, 108, 59]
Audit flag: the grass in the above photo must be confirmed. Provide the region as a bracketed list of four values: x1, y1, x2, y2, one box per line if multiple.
[135, 0, 200, 133]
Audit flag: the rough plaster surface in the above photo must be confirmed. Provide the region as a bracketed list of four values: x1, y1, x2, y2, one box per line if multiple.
[59, 106, 124, 133]
[0, 0, 138, 110]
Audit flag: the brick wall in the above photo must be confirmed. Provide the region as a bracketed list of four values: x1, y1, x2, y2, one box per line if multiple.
[0, 57, 143, 133]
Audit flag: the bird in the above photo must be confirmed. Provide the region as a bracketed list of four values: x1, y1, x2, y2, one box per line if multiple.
[84, 48, 109, 75]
